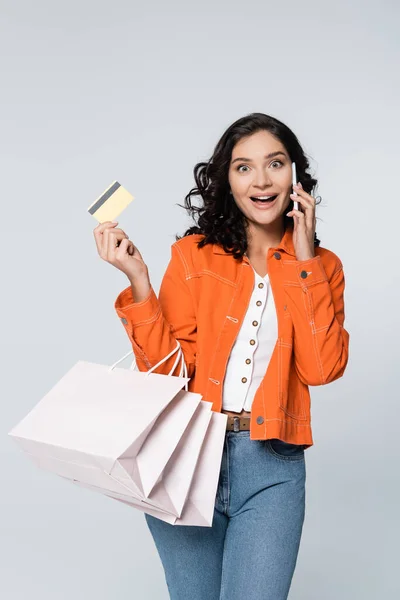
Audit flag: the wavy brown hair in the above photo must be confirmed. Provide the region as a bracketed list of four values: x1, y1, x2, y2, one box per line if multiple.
[175, 112, 322, 259]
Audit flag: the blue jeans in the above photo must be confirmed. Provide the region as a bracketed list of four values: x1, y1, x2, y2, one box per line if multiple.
[145, 430, 306, 600]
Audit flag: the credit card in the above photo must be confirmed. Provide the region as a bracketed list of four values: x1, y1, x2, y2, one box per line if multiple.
[87, 181, 134, 223]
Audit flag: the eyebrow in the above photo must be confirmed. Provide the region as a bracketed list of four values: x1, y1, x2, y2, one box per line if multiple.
[231, 151, 287, 165]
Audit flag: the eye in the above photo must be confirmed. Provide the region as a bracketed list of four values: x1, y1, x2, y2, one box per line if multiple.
[236, 160, 284, 173]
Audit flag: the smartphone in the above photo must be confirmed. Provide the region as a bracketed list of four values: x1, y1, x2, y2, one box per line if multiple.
[291, 162, 299, 211]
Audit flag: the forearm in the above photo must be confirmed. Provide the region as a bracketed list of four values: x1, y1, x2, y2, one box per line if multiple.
[128, 276, 152, 304]
[115, 283, 193, 376]
[283, 256, 349, 386]
[115, 243, 198, 380]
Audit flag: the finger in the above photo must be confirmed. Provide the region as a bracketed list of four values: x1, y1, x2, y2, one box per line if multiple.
[94, 221, 119, 234]
[106, 227, 129, 240]
[125, 239, 136, 256]
[286, 208, 306, 224]
[116, 239, 144, 262]
[102, 225, 128, 246]
[295, 192, 316, 229]
[93, 221, 119, 253]
[293, 186, 315, 204]
[106, 230, 129, 258]
[125, 240, 144, 260]
[115, 237, 133, 257]
[290, 192, 313, 210]
[293, 183, 315, 202]
[290, 194, 315, 231]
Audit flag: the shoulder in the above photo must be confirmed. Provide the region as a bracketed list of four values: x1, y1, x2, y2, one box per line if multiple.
[172, 233, 207, 251]
[172, 233, 211, 265]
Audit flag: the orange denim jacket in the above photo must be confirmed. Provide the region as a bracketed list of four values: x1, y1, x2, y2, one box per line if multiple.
[114, 226, 349, 449]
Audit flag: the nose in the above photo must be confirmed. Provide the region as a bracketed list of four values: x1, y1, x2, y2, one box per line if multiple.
[253, 169, 273, 188]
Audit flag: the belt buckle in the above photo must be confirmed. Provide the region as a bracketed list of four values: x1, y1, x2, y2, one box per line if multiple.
[233, 416, 240, 432]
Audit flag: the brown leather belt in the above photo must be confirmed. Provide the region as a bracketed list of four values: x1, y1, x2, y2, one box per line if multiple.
[225, 415, 251, 432]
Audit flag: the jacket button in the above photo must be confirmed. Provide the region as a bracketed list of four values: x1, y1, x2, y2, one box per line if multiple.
[245, 358, 251, 364]
[258, 282, 264, 289]
[121, 318, 128, 324]
[256, 300, 262, 306]
[256, 416, 264, 425]
[273, 252, 281, 260]
[252, 320, 258, 326]
[250, 339, 256, 345]
[241, 377, 247, 383]
[300, 270, 308, 279]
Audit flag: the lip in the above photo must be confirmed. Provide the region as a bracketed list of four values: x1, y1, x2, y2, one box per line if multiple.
[250, 193, 279, 198]
[250, 194, 279, 210]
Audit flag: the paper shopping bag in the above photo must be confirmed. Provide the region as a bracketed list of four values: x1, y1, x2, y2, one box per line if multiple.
[9, 341, 196, 501]
[9, 339, 227, 526]
[116, 396, 214, 517]
[102, 408, 228, 526]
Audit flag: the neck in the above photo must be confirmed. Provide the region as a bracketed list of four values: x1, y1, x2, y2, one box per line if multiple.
[245, 220, 285, 257]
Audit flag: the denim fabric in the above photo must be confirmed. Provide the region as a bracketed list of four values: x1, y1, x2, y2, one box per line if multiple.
[144, 430, 306, 600]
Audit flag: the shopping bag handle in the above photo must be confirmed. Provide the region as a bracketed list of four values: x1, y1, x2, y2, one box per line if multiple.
[108, 339, 189, 391]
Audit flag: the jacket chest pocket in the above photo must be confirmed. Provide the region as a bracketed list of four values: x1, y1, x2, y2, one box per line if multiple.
[277, 339, 307, 420]
[195, 270, 237, 287]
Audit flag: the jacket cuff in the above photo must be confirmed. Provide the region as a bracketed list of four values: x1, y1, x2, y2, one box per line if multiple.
[114, 284, 160, 326]
[283, 255, 329, 289]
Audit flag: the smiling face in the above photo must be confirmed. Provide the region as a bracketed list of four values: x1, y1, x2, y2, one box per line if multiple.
[228, 129, 293, 227]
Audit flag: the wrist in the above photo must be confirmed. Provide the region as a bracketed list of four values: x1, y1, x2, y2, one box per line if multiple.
[296, 249, 315, 261]
[128, 276, 151, 303]
[296, 255, 315, 262]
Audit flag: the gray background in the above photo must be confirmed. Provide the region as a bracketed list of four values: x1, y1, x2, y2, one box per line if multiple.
[1, 0, 399, 598]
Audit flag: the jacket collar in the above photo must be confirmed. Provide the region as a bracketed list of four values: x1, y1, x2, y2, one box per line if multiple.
[212, 225, 296, 257]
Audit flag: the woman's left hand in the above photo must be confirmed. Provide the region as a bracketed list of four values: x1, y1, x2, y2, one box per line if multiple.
[287, 182, 316, 261]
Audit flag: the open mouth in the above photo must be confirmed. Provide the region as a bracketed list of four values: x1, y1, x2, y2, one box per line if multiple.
[250, 194, 278, 205]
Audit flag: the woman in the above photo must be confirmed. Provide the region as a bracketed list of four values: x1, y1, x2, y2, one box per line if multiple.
[93, 113, 350, 600]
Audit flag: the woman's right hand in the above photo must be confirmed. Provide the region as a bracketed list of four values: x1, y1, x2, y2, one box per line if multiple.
[93, 221, 150, 284]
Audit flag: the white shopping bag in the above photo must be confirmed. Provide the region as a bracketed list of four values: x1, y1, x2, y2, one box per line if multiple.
[9, 339, 227, 526]
[104, 410, 228, 526]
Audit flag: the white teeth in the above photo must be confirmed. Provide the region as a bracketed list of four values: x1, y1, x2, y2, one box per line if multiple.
[253, 195, 275, 199]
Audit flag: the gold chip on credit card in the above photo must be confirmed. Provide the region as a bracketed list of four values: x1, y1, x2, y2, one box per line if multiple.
[87, 181, 134, 223]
